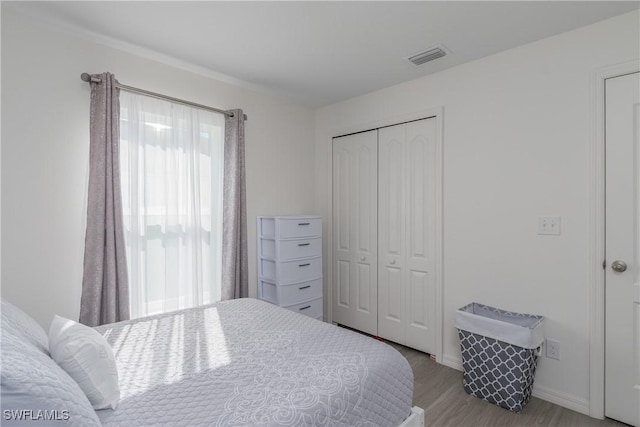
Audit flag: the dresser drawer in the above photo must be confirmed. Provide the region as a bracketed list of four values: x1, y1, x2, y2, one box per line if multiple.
[278, 218, 321, 238]
[279, 256, 322, 284]
[259, 237, 321, 260]
[259, 256, 322, 284]
[279, 237, 321, 260]
[279, 279, 322, 305]
[267, 278, 322, 306]
[284, 297, 323, 319]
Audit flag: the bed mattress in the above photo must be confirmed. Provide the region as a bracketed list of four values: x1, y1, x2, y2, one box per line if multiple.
[94, 298, 413, 426]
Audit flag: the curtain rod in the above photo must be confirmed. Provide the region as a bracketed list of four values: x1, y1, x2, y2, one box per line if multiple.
[80, 73, 247, 120]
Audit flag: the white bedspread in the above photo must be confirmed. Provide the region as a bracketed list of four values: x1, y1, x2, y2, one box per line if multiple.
[94, 298, 413, 426]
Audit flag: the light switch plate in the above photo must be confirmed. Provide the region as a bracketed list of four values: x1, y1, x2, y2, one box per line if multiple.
[538, 216, 561, 235]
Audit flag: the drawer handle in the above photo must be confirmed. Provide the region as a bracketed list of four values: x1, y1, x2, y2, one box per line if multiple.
[299, 285, 311, 290]
[298, 222, 310, 226]
[298, 263, 311, 267]
[299, 305, 311, 311]
[298, 243, 310, 247]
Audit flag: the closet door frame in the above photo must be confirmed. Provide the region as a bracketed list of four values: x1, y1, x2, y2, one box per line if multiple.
[325, 107, 444, 362]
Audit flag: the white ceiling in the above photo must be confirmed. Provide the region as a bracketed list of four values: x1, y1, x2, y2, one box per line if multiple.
[6, 1, 638, 108]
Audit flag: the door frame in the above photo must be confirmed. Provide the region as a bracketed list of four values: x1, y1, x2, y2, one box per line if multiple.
[325, 106, 444, 362]
[589, 60, 639, 419]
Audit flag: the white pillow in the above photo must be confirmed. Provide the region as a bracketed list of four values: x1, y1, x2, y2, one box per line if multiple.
[2, 325, 102, 427]
[1, 298, 50, 355]
[48, 315, 120, 410]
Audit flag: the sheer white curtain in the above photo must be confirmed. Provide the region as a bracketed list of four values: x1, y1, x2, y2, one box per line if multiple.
[119, 92, 224, 318]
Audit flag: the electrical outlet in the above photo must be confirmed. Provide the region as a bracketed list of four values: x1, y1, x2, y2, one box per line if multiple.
[546, 339, 561, 360]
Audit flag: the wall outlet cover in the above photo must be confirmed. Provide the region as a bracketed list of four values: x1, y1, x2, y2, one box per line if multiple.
[546, 338, 561, 360]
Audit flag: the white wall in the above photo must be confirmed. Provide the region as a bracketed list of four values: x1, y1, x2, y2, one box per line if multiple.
[1, 8, 316, 328]
[315, 11, 639, 413]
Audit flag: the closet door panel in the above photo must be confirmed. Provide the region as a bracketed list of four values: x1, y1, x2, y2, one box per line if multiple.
[409, 271, 428, 326]
[378, 126, 406, 266]
[332, 131, 377, 335]
[357, 263, 373, 312]
[408, 133, 429, 263]
[357, 145, 374, 255]
[407, 270, 434, 350]
[336, 150, 351, 253]
[384, 138, 404, 259]
[336, 260, 350, 306]
[378, 125, 407, 343]
[353, 140, 377, 322]
[404, 119, 437, 353]
[333, 145, 351, 310]
[379, 265, 403, 339]
[379, 118, 437, 351]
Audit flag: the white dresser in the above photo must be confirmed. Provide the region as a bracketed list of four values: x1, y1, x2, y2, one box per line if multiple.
[257, 215, 323, 320]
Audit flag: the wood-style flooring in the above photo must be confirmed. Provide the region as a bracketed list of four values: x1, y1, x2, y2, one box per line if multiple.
[390, 342, 628, 427]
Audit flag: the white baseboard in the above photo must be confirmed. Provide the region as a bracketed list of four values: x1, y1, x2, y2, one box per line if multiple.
[439, 353, 590, 416]
[440, 354, 463, 371]
[531, 384, 590, 416]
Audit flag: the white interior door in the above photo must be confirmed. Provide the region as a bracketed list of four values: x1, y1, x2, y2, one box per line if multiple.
[378, 118, 437, 353]
[332, 130, 378, 335]
[605, 71, 640, 427]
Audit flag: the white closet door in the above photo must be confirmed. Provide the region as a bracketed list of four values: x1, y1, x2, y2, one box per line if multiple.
[332, 130, 378, 335]
[378, 118, 436, 353]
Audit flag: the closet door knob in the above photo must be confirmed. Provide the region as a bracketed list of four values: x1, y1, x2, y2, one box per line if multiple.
[360, 256, 366, 261]
[390, 260, 396, 265]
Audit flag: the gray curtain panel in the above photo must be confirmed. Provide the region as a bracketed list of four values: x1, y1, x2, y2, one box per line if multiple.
[79, 72, 130, 326]
[221, 109, 249, 300]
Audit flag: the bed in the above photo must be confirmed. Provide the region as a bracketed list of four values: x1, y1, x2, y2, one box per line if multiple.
[2, 298, 424, 426]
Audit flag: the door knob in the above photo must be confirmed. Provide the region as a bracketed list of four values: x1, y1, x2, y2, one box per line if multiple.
[611, 260, 628, 273]
[390, 260, 396, 265]
[360, 256, 366, 261]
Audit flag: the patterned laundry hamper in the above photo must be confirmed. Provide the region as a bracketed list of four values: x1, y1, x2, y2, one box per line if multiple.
[454, 303, 544, 412]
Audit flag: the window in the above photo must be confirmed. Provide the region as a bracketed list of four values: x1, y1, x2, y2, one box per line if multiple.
[119, 92, 224, 318]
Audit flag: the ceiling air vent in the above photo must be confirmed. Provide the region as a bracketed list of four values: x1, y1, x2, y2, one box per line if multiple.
[406, 46, 447, 66]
